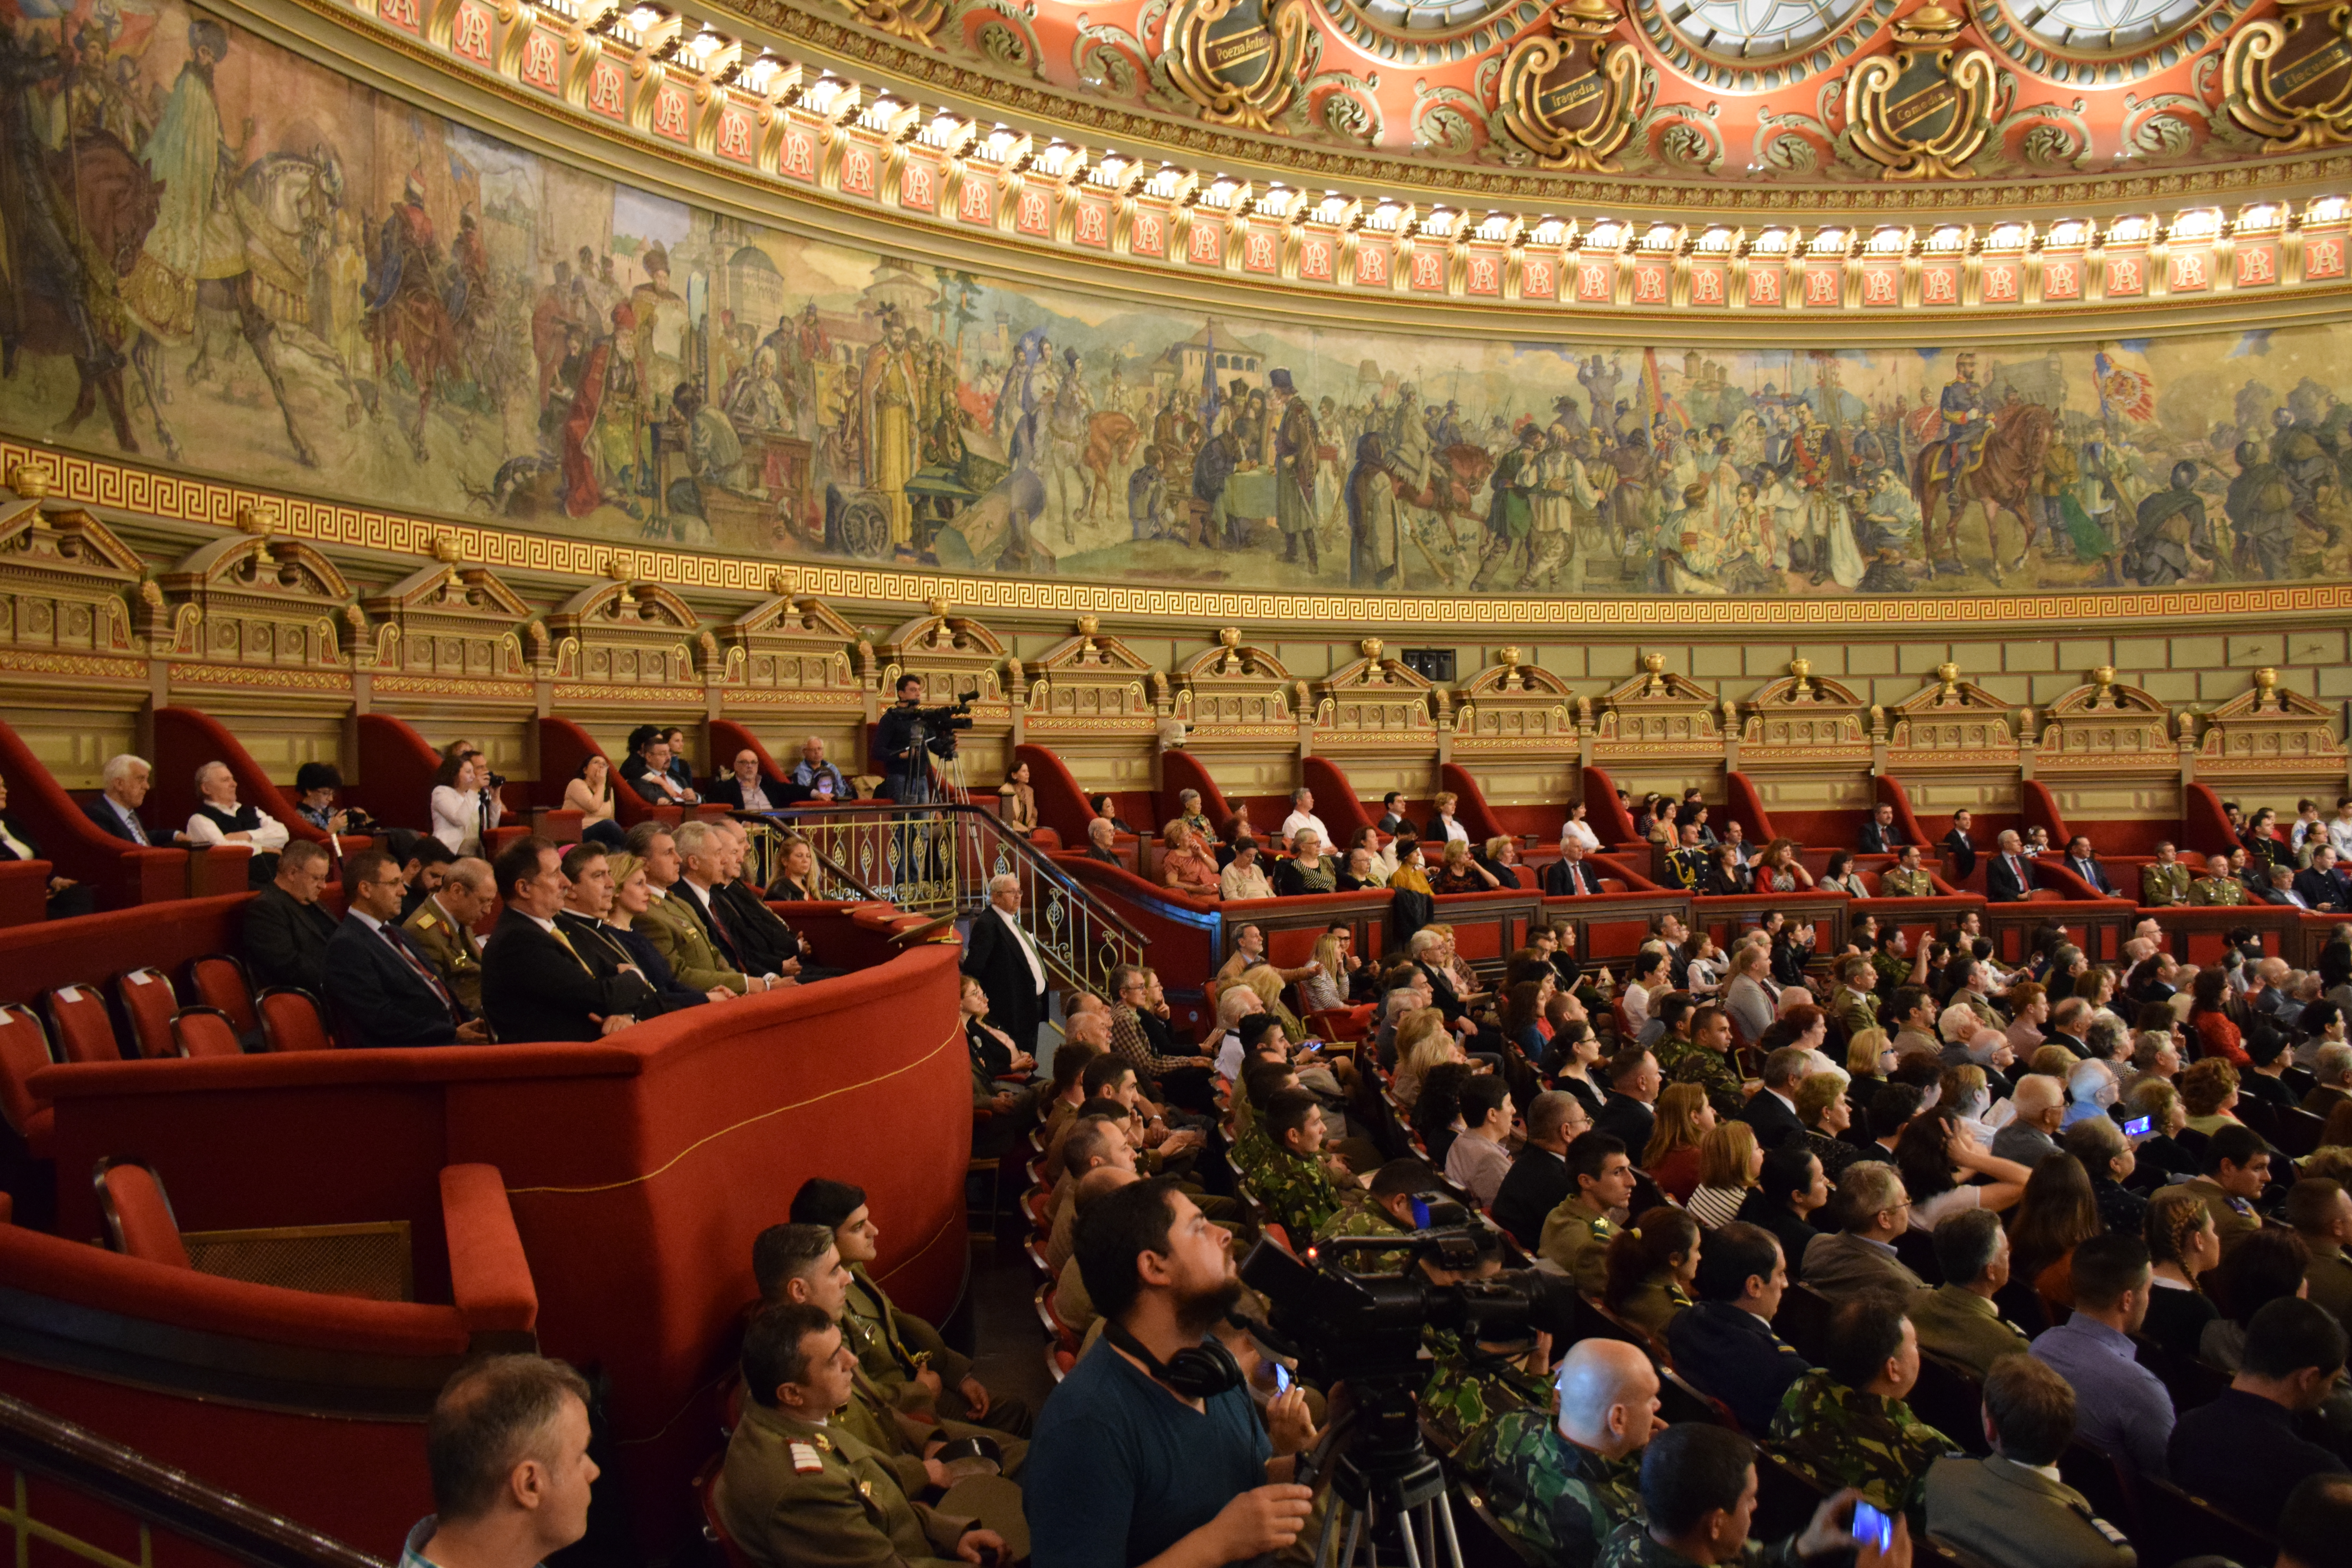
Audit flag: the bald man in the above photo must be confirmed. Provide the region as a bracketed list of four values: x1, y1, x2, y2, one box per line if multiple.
[1470, 1339, 1659, 1568]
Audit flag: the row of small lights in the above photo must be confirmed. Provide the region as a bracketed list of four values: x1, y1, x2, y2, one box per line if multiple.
[503, 0, 2352, 256]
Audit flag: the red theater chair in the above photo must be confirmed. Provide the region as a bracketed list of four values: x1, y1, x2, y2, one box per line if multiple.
[187, 953, 259, 1035]
[115, 966, 178, 1058]
[257, 987, 332, 1053]
[44, 984, 123, 1063]
[0, 1002, 56, 1157]
[94, 1157, 190, 1268]
[169, 1006, 242, 1059]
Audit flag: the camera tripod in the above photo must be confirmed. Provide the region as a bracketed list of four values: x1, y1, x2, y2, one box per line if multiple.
[1305, 1401, 1466, 1568]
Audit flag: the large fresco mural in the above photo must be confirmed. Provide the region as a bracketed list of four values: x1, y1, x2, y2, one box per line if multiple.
[5, 1, 2352, 599]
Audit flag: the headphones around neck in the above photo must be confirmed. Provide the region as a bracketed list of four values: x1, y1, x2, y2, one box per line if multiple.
[1104, 1317, 1246, 1399]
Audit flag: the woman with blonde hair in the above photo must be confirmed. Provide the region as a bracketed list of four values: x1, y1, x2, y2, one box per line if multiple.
[1846, 1026, 1896, 1096]
[1393, 1009, 1457, 1109]
[1426, 791, 1470, 846]
[1160, 820, 1222, 899]
[1240, 963, 1307, 1044]
[1686, 1121, 1763, 1230]
[1429, 837, 1499, 894]
[1643, 1082, 1715, 1201]
[1300, 929, 1352, 1015]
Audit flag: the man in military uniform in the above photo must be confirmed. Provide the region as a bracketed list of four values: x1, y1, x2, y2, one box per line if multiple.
[1827, 958, 1881, 1048]
[1768, 1289, 1955, 1519]
[1880, 844, 1934, 899]
[1314, 1157, 1436, 1274]
[1418, 1227, 1554, 1455]
[1470, 1339, 1655, 1568]
[1923, 1358, 2134, 1568]
[791, 1179, 1031, 1434]
[1540, 1133, 1637, 1294]
[719, 1303, 1018, 1568]
[1596, 1423, 1887, 1568]
[1927, 353, 1994, 495]
[1272, 369, 1321, 572]
[2227, 439, 2299, 581]
[2140, 842, 2193, 907]
[401, 855, 491, 1015]
[2125, 461, 2215, 587]
[1661, 1005, 1745, 1122]
[1249, 1088, 1352, 1240]
[2288, 1178, 2352, 1330]
[2189, 848, 2248, 906]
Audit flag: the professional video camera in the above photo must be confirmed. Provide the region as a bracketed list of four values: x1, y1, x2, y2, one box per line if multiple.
[1239, 1194, 1569, 1568]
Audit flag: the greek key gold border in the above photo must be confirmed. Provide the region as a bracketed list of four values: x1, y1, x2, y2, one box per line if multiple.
[20, 439, 2352, 632]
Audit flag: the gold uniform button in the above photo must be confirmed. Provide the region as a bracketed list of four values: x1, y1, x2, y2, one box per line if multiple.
[858, 1481, 874, 1499]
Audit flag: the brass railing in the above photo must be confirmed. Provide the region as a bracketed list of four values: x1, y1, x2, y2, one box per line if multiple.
[0, 1394, 385, 1568]
[739, 803, 1148, 996]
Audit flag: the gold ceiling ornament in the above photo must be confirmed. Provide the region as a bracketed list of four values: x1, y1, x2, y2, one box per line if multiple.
[1844, 5, 1997, 180]
[1162, 0, 1312, 132]
[1495, 0, 1639, 172]
[2224, 0, 2352, 151]
[837, 0, 950, 47]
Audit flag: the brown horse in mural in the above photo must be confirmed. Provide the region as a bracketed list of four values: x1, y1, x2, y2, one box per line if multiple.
[1910, 400, 2058, 581]
[1077, 410, 1140, 521]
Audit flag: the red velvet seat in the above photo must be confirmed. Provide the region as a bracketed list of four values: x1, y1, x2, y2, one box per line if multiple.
[95, 1158, 191, 1269]
[44, 983, 122, 1063]
[256, 987, 331, 1053]
[169, 1006, 242, 1058]
[115, 966, 179, 1058]
[695, 1453, 760, 1568]
[187, 953, 259, 1035]
[0, 1003, 56, 1156]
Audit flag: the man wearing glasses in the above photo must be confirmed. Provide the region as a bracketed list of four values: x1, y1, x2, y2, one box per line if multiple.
[1799, 1164, 1927, 1299]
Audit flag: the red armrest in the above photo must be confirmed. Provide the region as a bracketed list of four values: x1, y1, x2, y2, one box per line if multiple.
[0, 860, 49, 928]
[187, 845, 254, 897]
[440, 1163, 538, 1339]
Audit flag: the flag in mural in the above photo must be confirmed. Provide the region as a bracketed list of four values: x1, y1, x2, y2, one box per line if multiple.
[2093, 349, 2158, 423]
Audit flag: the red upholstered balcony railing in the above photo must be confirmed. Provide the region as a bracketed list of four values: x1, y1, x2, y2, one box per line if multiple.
[149, 709, 370, 867]
[0, 719, 192, 911]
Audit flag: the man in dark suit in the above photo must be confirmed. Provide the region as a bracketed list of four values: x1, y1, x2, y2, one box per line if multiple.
[241, 840, 338, 994]
[480, 836, 655, 1043]
[2165, 1298, 2350, 1528]
[2042, 997, 2093, 1061]
[963, 871, 1048, 1054]
[323, 849, 483, 1047]
[708, 820, 838, 981]
[1543, 841, 1602, 897]
[1985, 830, 2033, 903]
[1490, 1089, 1585, 1248]
[1941, 808, 1978, 883]
[0, 773, 92, 917]
[1374, 792, 1410, 837]
[2295, 846, 2349, 912]
[2060, 835, 2121, 897]
[1858, 803, 1906, 855]
[1739, 1047, 1808, 1147]
[556, 841, 713, 1016]
[83, 753, 167, 846]
[708, 749, 808, 813]
[1666, 1222, 1811, 1435]
[1593, 1048, 1659, 1153]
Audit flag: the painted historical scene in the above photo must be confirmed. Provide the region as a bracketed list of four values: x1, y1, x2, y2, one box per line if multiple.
[4, 2, 2352, 597]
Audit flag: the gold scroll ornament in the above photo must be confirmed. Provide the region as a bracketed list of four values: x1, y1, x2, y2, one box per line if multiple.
[2225, 0, 2352, 151]
[1496, 0, 1639, 172]
[1843, 5, 1996, 180]
[1162, 0, 1311, 131]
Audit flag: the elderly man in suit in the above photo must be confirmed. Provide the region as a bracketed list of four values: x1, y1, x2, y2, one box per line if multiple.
[82, 753, 166, 846]
[1803, 1163, 1927, 1299]
[241, 840, 338, 995]
[1859, 802, 1907, 855]
[1985, 831, 2033, 903]
[324, 849, 483, 1047]
[402, 855, 492, 1015]
[2141, 842, 2193, 907]
[964, 871, 1049, 1055]
[479, 836, 652, 1042]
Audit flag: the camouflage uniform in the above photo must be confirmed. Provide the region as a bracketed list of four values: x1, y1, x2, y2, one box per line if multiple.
[1421, 1327, 1551, 1456]
[2189, 875, 2247, 906]
[1767, 1368, 1955, 1517]
[1867, 950, 1911, 990]
[1469, 1411, 1642, 1568]
[1538, 1200, 1617, 1296]
[1597, 1520, 1803, 1568]
[1314, 1198, 1417, 1273]
[1659, 1037, 1745, 1120]
[1229, 1123, 1275, 1190]
[1252, 1144, 1347, 1238]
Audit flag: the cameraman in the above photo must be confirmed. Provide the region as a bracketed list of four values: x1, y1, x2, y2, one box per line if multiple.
[1029, 1177, 1316, 1567]
[877, 673, 962, 804]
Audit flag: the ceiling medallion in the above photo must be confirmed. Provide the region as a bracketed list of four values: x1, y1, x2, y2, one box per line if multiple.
[1497, 0, 1642, 167]
[1845, 3, 1998, 175]
[2225, 0, 2352, 149]
[1163, 0, 1314, 129]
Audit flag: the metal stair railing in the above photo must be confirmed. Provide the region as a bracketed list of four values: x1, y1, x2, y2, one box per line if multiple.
[737, 803, 1147, 996]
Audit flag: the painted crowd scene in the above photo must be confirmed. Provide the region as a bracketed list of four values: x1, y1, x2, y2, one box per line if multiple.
[5, 0, 2352, 596]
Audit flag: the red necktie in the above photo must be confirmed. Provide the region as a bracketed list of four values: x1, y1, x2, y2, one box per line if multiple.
[383, 925, 463, 1022]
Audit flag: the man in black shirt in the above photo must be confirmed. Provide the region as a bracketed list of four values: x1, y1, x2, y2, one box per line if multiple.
[241, 840, 338, 995]
[875, 673, 961, 804]
[2167, 1297, 2349, 1527]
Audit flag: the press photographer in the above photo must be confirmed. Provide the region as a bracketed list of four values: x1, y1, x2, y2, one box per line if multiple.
[877, 673, 976, 804]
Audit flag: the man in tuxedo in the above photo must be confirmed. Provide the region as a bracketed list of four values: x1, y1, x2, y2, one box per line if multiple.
[1985, 830, 2033, 903]
[479, 836, 652, 1042]
[1859, 802, 1906, 855]
[2141, 842, 2193, 907]
[83, 753, 167, 846]
[1544, 840, 1602, 897]
[241, 840, 338, 994]
[2295, 846, 2350, 912]
[2060, 835, 2121, 897]
[1374, 792, 1411, 837]
[403, 856, 491, 1015]
[964, 871, 1049, 1056]
[1491, 1089, 1588, 1249]
[1739, 1047, 1808, 1145]
[324, 849, 483, 1047]
[1942, 808, 1979, 883]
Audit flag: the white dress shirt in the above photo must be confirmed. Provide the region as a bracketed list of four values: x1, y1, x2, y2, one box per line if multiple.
[1561, 820, 1602, 853]
[186, 807, 290, 852]
[994, 905, 1045, 992]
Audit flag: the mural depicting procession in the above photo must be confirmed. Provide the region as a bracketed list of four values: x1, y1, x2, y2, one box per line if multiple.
[5, 0, 2352, 597]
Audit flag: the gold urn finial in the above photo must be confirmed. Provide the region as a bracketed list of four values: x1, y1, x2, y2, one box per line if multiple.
[1498, 645, 1521, 667]
[603, 555, 633, 581]
[766, 570, 793, 595]
[1789, 657, 1812, 680]
[1641, 652, 1667, 675]
[432, 534, 464, 564]
[8, 463, 50, 499]
[1218, 626, 1242, 649]
[1935, 661, 1960, 683]
[1361, 637, 1384, 661]
[924, 595, 949, 618]
[2090, 665, 2116, 706]
[236, 505, 276, 537]
[2254, 666, 2281, 710]
[1077, 613, 1100, 638]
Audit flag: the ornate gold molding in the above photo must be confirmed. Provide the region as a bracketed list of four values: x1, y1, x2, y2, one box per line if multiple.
[2226, 0, 2352, 150]
[1495, 0, 1640, 172]
[1845, 7, 1998, 180]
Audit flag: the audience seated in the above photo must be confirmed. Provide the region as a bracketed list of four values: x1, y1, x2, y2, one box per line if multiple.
[1475, 1339, 1657, 1568]
[1666, 1221, 1810, 1434]
[0, 771, 92, 916]
[708, 749, 786, 812]
[2025, 1232, 2172, 1482]
[398, 836, 456, 918]
[558, 844, 718, 1015]
[1444, 1075, 1515, 1207]
[563, 755, 626, 848]
[1493, 1090, 1585, 1249]
[1907, 1209, 2029, 1378]
[241, 838, 337, 995]
[479, 835, 650, 1042]
[1860, 802, 1906, 855]
[1769, 1287, 1951, 1517]
[406, 1355, 597, 1568]
[621, 725, 699, 806]
[1804, 1163, 1925, 1299]
[2152, 1123, 2270, 1258]
[401, 854, 490, 1014]
[2167, 1297, 2350, 1526]
[430, 749, 502, 855]
[187, 760, 290, 884]
[1539, 1132, 1637, 1295]
[788, 737, 850, 800]
[1923, 1356, 2134, 1568]
[323, 848, 483, 1047]
[626, 821, 780, 996]
[82, 752, 163, 845]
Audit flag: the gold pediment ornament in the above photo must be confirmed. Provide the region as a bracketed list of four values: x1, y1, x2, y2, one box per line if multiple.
[1843, 6, 1996, 180]
[837, 0, 950, 47]
[1495, 0, 1639, 172]
[1163, 0, 1312, 132]
[2225, 0, 2352, 151]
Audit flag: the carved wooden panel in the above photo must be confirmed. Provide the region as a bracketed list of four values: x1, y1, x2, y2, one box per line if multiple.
[362, 557, 533, 682]
[548, 577, 700, 688]
[158, 522, 353, 673]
